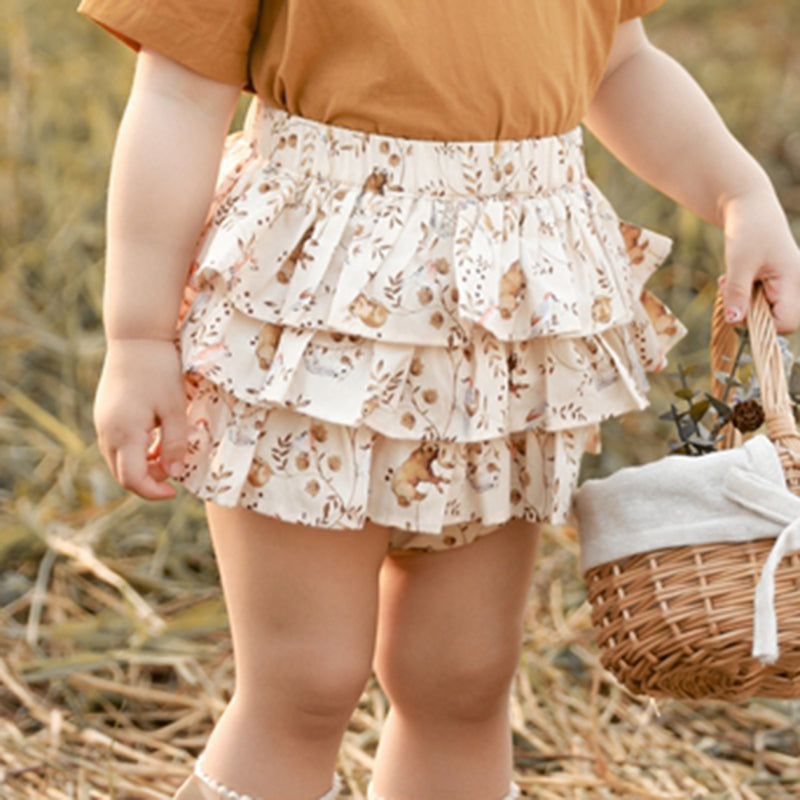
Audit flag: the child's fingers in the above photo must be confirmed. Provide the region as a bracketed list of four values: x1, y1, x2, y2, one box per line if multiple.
[146, 430, 161, 460]
[147, 455, 172, 483]
[762, 279, 800, 336]
[116, 439, 177, 500]
[719, 271, 752, 323]
[157, 403, 188, 478]
[720, 267, 800, 335]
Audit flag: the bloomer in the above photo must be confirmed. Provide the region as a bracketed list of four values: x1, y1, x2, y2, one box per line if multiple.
[172, 98, 687, 555]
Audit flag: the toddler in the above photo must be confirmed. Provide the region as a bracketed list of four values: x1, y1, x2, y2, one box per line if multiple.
[79, 1, 800, 798]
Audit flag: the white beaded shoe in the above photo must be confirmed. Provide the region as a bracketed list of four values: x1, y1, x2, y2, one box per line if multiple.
[189, 750, 343, 800]
[366, 778, 522, 799]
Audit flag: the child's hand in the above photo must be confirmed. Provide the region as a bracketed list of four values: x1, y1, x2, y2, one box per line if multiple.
[93, 339, 187, 500]
[717, 188, 800, 335]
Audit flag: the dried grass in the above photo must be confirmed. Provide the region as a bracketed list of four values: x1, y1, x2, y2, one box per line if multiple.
[2, 0, 800, 797]
[2, 516, 799, 798]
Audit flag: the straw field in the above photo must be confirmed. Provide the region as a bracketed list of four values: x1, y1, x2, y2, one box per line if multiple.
[1, 0, 799, 797]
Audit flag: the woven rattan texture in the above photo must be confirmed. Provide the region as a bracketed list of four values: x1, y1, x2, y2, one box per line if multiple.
[583, 283, 800, 700]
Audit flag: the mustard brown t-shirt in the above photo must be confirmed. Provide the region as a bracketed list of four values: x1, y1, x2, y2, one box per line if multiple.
[77, 0, 664, 141]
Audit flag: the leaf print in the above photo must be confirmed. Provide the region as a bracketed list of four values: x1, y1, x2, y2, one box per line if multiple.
[445, 497, 462, 517]
[275, 132, 298, 149]
[298, 132, 315, 168]
[383, 366, 407, 399]
[379, 199, 407, 229]
[525, 402, 546, 425]
[343, 503, 366, 525]
[210, 465, 234, 482]
[365, 238, 394, 262]
[484, 337, 506, 377]
[445, 326, 470, 349]
[211, 192, 244, 228]
[271, 431, 293, 471]
[482, 212, 498, 239]
[287, 394, 312, 411]
[383, 270, 404, 307]
[173, 105, 685, 544]
[554, 401, 588, 424]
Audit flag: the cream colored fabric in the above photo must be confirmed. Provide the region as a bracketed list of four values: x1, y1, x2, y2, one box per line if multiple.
[170, 99, 686, 554]
[573, 433, 800, 663]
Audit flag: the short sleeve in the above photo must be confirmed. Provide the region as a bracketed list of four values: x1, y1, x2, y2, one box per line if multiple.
[77, 0, 260, 88]
[618, 0, 665, 22]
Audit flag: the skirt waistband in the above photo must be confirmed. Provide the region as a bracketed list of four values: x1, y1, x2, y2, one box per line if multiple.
[243, 99, 587, 199]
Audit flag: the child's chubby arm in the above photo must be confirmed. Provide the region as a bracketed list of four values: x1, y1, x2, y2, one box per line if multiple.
[584, 17, 800, 335]
[93, 49, 240, 500]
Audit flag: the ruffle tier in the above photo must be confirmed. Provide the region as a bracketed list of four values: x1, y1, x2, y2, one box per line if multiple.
[173, 102, 688, 546]
[180, 376, 602, 539]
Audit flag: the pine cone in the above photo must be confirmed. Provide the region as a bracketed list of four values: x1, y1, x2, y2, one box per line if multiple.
[730, 397, 765, 432]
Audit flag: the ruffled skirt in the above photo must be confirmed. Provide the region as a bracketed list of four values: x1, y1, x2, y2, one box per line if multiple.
[172, 98, 688, 554]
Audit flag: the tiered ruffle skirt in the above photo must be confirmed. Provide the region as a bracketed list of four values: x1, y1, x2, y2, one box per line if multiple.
[173, 99, 688, 554]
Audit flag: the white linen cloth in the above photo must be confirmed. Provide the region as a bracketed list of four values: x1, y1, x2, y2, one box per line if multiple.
[572, 433, 800, 664]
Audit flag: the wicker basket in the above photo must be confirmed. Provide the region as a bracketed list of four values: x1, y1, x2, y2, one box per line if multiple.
[580, 281, 800, 701]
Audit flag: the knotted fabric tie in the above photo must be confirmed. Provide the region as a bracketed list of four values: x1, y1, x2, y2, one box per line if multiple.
[752, 514, 800, 664]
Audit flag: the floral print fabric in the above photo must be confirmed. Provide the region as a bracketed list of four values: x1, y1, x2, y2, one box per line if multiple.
[173, 99, 688, 555]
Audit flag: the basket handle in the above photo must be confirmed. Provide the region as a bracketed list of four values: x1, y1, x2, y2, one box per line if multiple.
[710, 281, 800, 454]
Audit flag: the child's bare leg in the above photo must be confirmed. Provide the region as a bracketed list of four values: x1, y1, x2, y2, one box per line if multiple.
[198, 501, 391, 800]
[371, 520, 541, 800]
